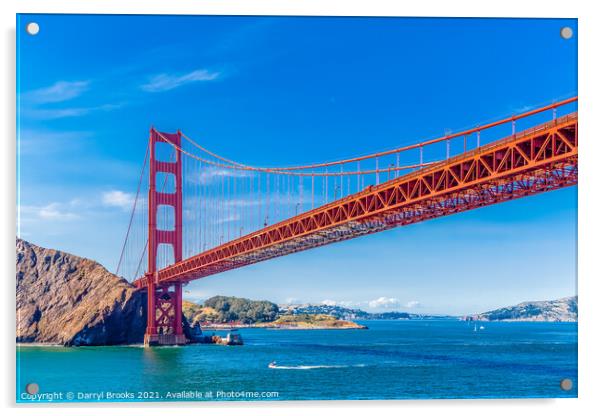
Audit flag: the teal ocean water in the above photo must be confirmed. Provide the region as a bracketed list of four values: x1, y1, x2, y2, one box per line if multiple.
[17, 320, 577, 402]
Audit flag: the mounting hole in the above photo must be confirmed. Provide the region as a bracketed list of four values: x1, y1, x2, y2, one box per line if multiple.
[560, 27, 573, 40]
[26, 22, 40, 36]
[25, 383, 39, 395]
[560, 378, 573, 391]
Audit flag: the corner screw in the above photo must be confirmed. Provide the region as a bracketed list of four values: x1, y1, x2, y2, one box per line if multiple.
[560, 27, 573, 40]
[26, 22, 40, 36]
[25, 383, 39, 395]
[560, 378, 573, 391]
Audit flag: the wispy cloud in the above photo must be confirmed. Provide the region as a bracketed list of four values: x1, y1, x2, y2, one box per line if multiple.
[141, 69, 220, 92]
[18, 129, 93, 155]
[102, 190, 135, 211]
[191, 167, 252, 185]
[405, 300, 421, 309]
[20, 79, 123, 120]
[216, 213, 241, 224]
[19, 189, 142, 235]
[20, 201, 81, 222]
[23, 103, 123, 120]
[38, 203, 80, 220]
[22, 80, 90, 104]
[511, 104, 534, 114]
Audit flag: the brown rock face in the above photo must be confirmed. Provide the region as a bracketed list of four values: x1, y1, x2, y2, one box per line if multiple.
[16, 238, 147, 346]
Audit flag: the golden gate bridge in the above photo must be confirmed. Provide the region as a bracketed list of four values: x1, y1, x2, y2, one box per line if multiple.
[115, 97, 578, 346]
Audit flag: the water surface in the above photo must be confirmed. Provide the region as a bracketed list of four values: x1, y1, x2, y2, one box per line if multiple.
[17, 320, 577, 402]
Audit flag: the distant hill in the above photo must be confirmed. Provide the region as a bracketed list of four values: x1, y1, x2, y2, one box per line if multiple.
[472, 296, 577, 322]
[185, 296, 279, 325]
[279, 303, 451, 320]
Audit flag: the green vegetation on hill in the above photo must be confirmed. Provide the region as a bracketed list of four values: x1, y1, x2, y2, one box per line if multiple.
[186, 296, 279, 325]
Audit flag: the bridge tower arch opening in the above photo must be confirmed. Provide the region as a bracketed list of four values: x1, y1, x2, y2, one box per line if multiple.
[144, 128, 186, 346]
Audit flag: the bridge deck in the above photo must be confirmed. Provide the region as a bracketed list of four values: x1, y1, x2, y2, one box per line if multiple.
[134, 113, 577, 289]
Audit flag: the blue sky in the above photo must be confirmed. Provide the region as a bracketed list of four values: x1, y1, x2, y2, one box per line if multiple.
[17, 15, 577, 315]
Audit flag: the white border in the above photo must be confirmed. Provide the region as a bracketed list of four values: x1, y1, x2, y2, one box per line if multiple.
[2, 1, 601, 415]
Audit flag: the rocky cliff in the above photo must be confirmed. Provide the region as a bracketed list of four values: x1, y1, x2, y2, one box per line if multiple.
[16, 238, 147, 346]
[475, 296, 577, 322]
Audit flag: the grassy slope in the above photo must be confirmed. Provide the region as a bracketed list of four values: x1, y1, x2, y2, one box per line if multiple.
[257, 313, 366, 329]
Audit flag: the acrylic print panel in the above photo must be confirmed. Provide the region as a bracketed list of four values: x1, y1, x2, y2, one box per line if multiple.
[16, 14, 578, 403]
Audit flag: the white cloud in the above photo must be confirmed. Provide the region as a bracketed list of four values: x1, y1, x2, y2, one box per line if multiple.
[337, 300, 360, 308]
[102, 190, 135, 211]
[20, 202, 80, 222]
[368, 297, 401, 309]
[38, 203, 79, 220]
[141, 69, 220, 92]
[22, 80, 90, 104]
[284, 297, 300, 305]
[193, 167, 251, 185]
[320, 299, 359, 308]
[405, 300, 421, 309]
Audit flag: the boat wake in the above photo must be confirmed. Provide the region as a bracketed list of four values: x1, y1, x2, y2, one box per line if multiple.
[269, 364, 365, 370]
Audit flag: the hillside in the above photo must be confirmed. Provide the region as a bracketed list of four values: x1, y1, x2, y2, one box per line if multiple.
[257, 313, 367, 329]
[16, 238, 147, 345]
[182, 300, 220, 324]
[185, 296, 279, 325]
[474, 296, 577, 322]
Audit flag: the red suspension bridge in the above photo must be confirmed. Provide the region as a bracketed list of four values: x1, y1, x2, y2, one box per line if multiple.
[116, 97, 578, 346]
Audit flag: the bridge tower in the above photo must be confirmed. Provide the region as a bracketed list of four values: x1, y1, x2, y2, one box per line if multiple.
[144, 128, 186, 346]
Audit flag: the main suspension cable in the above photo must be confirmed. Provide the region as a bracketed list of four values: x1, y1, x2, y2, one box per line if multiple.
[179, 96, 576, 173]
[160, 131, 435, 176]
